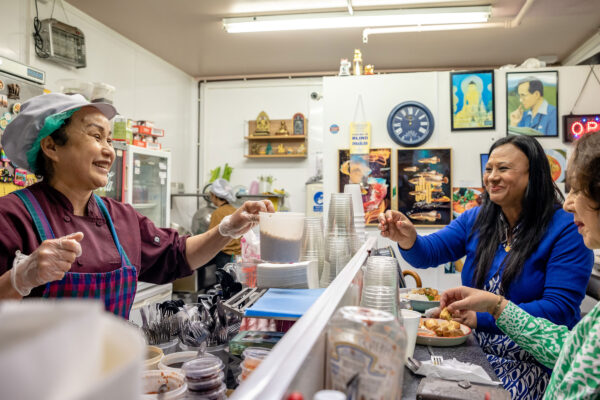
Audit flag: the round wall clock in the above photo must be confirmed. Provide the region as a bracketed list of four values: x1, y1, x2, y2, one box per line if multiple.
[387, 101, 435, 147]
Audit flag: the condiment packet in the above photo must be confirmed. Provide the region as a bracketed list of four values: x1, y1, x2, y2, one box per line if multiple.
[414, 358, 500, 385]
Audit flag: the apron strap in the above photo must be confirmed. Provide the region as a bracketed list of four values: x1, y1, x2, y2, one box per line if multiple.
[13, 189, 55, 242]
[94, 194, 132, 266]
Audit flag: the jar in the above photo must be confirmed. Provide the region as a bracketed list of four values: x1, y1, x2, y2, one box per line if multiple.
[181, 355, 225, 393]
[326, 306, 406, 400]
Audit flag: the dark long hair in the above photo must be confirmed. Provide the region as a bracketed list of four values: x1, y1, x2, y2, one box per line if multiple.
[471, 135, 564, 293]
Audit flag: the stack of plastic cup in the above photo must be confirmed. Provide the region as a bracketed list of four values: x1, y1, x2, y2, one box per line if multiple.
[360, 256, 399, 316]
[239, 347, 271, 382]
[300, 217, 326, 282]
[344, 184, 366, 245]
[321, 193, 356, 286]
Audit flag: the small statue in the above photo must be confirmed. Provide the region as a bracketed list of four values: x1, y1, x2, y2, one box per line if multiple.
[364, 64, 375, 75]
[266, 142, 273, 155]
[339, 58, 351, 76]
[293, 113, 305, 135]
[255, 111, 270, 135]
[258, 146, 266, 155]
[277, 121, 289, 135]
[297, 144, 306, 154]
[251, 143, 261, 154]
[287, 147, 294, 154]
[277, 144, 286, 154]
[352, 49, 363, 76]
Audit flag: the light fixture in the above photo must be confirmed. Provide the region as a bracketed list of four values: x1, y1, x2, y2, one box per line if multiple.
[223, 6, 491, 33]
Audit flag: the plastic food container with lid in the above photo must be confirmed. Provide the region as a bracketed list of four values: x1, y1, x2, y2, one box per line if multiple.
[158, 351, 199, 372]
[181, 355, 225, 393]
[241, 347, 271, 370]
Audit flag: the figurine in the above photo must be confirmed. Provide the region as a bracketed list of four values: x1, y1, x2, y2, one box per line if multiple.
[266, 142, 273, 155]
[364, 65, 375, 75]
[297, 144, 306, 154]
[255, 111, 270, 135]
[339, 58, 351, 76]
[277, 144, 286, 154]
[277, 121, 289, 135]
[251, 143, 261, 155]
[258, 146, 266, 155]
[293, 113, 305, 135]
[353, 49, 363, 76]
[287, 147, 294, 154]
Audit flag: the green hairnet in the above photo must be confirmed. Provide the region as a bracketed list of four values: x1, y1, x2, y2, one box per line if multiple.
[26, 108, 79, 174]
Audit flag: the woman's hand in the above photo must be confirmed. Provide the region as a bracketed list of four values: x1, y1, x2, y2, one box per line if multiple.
[377, 210, 417, 250]
[441, 286, 500, 316]
[11, 232, 84, 296]
[218, 200, 275, 239]
[451, 310, 478, 329]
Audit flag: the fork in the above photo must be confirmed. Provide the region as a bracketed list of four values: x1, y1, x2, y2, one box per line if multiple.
[427, 345, 443, 366]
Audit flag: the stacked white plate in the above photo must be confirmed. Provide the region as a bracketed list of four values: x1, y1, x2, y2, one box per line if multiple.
[256, 261, 319, 289]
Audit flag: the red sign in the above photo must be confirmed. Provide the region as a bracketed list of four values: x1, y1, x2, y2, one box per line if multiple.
[563, 114, 600, 142]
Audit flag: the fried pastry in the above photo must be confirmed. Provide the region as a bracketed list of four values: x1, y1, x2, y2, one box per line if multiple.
[440, 307, 453, 321]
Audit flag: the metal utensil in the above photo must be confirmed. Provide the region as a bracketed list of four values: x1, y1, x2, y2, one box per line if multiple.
[427, 345, 443, 366]
[406, 356, 423, 373]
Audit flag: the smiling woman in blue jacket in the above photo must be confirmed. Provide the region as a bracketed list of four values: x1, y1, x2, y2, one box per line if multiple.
[379, 135, 593, 400]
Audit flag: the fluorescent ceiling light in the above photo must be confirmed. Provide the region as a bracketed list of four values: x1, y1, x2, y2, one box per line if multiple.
[223, 6, 491, 33]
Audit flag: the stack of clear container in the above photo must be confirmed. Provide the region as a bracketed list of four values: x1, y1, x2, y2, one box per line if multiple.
[300, 216, 327, 287]
[321, 193, 358, 287]
[343, 184, 366, 244]
[181, 354, 226, 399]
[360, 256, 399, 316]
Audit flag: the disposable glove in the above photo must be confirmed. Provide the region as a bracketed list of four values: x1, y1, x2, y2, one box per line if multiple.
[218, 200, 274, 239]
[10, 232, 84, 296]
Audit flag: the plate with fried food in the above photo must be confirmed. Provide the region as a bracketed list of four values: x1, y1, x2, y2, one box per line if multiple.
[416, 316, 471, 347]
[399, 287, 441, 312]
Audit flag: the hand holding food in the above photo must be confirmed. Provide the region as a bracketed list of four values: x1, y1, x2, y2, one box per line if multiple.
[440, 307, 453, 321]
[440, 286, 500, 315]
[219, 200, 275, 238]
[377, 210, 417, 250]
[10, 232, 84, 296]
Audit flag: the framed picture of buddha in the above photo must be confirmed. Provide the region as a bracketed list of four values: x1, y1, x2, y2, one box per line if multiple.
[450, 70, 495, 131]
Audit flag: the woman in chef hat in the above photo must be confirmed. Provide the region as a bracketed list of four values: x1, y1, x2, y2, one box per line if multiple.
[0, 93, 273, 318]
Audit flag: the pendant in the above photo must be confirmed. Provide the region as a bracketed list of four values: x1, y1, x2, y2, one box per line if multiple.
[504, 243, 511, 252]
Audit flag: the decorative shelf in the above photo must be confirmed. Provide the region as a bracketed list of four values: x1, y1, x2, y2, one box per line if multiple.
[245, 135, 306, 140]
[246, 118, 307, 158]
[244, 154, 307, 159]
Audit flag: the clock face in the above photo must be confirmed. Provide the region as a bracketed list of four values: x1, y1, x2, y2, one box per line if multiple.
[387, 101, 435, 147]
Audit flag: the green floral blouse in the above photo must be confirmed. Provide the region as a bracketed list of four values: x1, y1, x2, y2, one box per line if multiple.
[497, 301, 600, 399]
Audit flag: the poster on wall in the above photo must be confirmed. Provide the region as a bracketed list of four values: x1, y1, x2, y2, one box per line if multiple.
[397, 148, 451, 227]
[339, 148, 392, 225]
[545, 149, 567, 183]
[452, 187, 484, 219]
[450, 70, 495, 131]
[506, 71, 558, 137]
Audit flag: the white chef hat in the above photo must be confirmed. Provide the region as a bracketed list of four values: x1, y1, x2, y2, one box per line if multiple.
[210, 178, 236, 204]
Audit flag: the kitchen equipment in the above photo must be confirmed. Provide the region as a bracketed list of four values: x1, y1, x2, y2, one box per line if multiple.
[259, 211, 305, 263]
[141, 370, 187, 399]
[145, 346, 164, 370]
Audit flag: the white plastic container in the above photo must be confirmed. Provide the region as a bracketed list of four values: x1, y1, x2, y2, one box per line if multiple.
[141, 370, 187, 399]
[158, 351, 199, 372]
[145, 346, 164, 370]
[259, 212, 305, 263]
[91, 82, 116, 104]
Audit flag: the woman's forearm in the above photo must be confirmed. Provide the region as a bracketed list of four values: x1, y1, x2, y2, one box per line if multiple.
[0, 270, 23, 300]
[184, 226, 232, 270]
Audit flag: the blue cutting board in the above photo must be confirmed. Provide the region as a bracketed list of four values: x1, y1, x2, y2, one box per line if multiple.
[244, 288, 325, 319]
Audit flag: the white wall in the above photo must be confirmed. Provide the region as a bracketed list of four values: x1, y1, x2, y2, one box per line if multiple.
[0, 0, 198, 229]
[323, 66, 600, 291]
[199, 78, 323, 213]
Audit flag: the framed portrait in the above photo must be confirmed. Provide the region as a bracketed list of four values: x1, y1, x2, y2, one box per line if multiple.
[506, 71, 559, 137]
[450, 70, 495, 131]
[544, 149, 567, 183]
[480, 153, 489, 185]
[338, 148, 392, 226]
[292, 113, 305, 135]
[397, 148, 451, 227]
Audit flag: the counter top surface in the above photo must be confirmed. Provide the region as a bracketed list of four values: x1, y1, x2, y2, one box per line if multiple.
[402, 334, 499, 399]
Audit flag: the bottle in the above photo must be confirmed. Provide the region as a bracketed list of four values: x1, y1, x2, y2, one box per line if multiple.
[352, 49, 363, 76]
[326, 306, 406, 399]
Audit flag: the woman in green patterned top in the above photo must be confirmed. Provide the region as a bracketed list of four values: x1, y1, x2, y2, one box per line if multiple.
[441, 131, 600, 399]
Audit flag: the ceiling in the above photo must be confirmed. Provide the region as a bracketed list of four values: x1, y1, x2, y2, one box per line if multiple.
[65, 0, 600, 80]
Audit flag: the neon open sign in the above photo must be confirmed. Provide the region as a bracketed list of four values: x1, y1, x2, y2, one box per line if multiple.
[563, 114, 600, 143]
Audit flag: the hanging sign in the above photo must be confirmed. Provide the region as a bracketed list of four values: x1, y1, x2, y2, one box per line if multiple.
[349, 122, 371, 155]
[563, 114, 600, 143]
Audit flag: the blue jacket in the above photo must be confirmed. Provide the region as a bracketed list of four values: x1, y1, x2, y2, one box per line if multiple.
[399, 207, 594, 334]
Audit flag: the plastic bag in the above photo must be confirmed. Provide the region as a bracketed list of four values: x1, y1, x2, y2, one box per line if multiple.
[241, 228, 261, 261]
[413, 358, 499, 385]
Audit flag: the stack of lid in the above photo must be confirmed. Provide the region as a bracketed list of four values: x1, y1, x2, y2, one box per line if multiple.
[181, 354, 226, 399]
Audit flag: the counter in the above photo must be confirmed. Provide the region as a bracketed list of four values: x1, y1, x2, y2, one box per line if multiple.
[230, 236, 500, 400]
[402, 335, 499, 399]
